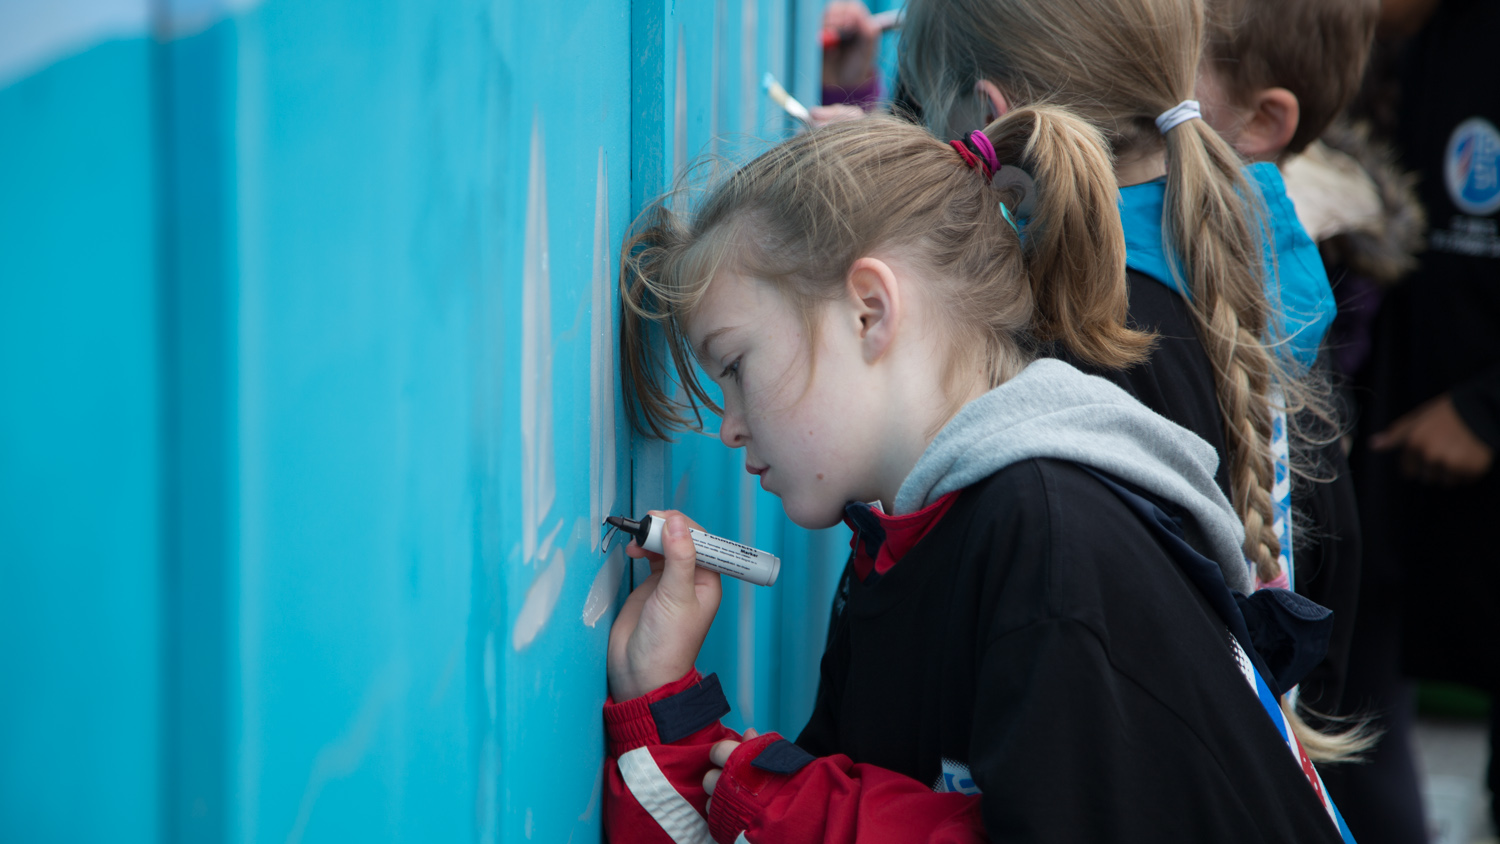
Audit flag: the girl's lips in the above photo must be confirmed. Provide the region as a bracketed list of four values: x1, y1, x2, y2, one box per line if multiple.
[746, 463, 768, 476]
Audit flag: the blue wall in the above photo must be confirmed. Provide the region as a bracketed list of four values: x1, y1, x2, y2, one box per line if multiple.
[0, 1, 857, 841]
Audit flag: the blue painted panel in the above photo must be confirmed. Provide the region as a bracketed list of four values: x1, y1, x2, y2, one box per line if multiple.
[212, 2, 634, 841]
[2, 1, 848, 841]
[0, 34, 162, 844]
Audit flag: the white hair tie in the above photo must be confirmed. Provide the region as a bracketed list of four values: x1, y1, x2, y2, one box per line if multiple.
[1155, 100, 1202, 134]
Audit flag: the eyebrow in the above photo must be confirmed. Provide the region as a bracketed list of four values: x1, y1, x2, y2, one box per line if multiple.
[695, 326, 737, 367]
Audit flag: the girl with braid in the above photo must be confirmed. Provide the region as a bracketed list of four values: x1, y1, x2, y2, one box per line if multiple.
[602, 105, 1355, 841]
[894, 0, 1370, 761]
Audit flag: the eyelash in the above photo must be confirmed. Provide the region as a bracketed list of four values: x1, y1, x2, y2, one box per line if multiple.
[720, 358, 741, 383]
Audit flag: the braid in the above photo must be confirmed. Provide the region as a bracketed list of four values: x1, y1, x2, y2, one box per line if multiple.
[1164, 119, 1284, 585]
[1204, 301, 1282, 582]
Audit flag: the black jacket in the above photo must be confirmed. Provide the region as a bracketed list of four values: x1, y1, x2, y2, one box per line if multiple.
[1059, 270, 1361, 709]
[800, 459, 1344, 842]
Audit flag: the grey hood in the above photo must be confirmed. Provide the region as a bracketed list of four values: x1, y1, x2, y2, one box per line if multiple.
[895, 358, 1252, 594]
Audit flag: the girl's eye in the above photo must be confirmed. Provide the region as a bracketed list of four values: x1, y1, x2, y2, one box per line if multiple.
[720, 358, 742, 383]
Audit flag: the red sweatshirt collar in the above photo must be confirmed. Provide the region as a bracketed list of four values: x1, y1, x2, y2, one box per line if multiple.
[842, 491, 961, 582]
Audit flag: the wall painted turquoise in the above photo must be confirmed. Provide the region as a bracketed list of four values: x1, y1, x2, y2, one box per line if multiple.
[0, 29, 164, 844]
[0, 0, 857, 841]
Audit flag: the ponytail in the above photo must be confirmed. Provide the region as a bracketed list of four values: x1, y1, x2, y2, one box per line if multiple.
[984, 107, 1154, 370]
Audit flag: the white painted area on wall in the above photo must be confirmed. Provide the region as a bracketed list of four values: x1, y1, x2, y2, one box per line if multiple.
[0, 0, 146, 86]
[674, 29, 687, 177]
[513, 549, 566, 651]
[736, 469, 757, 723]
[162, 0, 263, 38]
[590, 149, 617, 550]
[741, 0, 758, 132]
[0, 0, 262, 88]
[582, 545, 625, 628]
[521, 113, 557, 566]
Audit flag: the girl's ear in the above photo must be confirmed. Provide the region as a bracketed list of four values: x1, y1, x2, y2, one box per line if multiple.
[1238, 87, 1299, 163]
[846, 257, 902, 363]
[975, 79, 1011, 125]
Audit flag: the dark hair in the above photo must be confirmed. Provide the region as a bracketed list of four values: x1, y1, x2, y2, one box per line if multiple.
[1205, 0, 1380, 153]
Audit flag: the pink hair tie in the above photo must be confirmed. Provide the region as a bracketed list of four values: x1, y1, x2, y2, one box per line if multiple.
[967, 130, 1000, 180]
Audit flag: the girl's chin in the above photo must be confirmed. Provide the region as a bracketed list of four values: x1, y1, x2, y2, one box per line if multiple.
[778, 496, 848, 531]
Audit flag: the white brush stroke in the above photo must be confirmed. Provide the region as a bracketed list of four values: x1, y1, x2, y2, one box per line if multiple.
[742, 0, 758, 132]
[477, 631, 498, 842]
[674, 28, 687, 177]
[712, 0, 724, 149]
[283, 657, 408, 844]
[590, 149, 617, 549]
[566, 764, 607, 843]
[737, 470, 758, 723]
[162, 0, 262, 38]
[512, 549, 566, 651]
[0, 1, 145, 88]
[0, 0, 263, 88]
[582, 544, 625, 628]
[536, 521, 563, 568]
[521, 112, 557, 565]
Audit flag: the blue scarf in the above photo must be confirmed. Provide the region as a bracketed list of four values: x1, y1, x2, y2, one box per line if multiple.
[1118, 162, 1334, 369]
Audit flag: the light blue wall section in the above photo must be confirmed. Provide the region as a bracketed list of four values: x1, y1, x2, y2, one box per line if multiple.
[0, 31, 162, 844]
[0, 1, 849, 841]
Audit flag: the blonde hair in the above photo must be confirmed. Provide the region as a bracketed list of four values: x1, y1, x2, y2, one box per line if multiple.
[899, 0, 1369, 762]
[620, 107, 1151, 440]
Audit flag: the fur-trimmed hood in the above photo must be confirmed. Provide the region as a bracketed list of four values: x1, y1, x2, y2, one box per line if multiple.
[1282, 118, 1426, 286]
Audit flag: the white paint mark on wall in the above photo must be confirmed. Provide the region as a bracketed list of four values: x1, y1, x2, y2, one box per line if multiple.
[582, 544, 625, 628]
[590, 149, 617, 550]
[768, 0, 786, 101]
[674, 28, 688, 177]
[477, 631, 498, 841]
[0, 0, 263, 88]
[671, 465, 692, 512]
[525, 808, 534, 839]
[742, 0, 759, 132]
[522, 113, 557, 565]
[537, 520, 563, 567]
[512, 549, 566, 651]
[284, 657, 409, 844]
[162, 0, 263, 38]
[736, 466, 758, 722]
[738, 463, 757, 553]
[0, 0, 145, 88]
[737, 580, 757, 726]
[712, 0, 725, 151]
[484, 631, 497, 721]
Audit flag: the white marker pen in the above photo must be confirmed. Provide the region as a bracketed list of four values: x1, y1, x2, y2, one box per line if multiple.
[604, 515, 781, 587]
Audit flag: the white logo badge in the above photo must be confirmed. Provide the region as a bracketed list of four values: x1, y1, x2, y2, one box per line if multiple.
[1444, 117, 1500, 216]
[933, 758, 982, 795]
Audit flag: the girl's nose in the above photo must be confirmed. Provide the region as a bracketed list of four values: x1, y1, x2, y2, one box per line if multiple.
[719, 406, 749, 449]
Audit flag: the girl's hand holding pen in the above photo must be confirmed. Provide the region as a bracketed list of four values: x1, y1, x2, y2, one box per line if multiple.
[607, 510, 724, 702]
